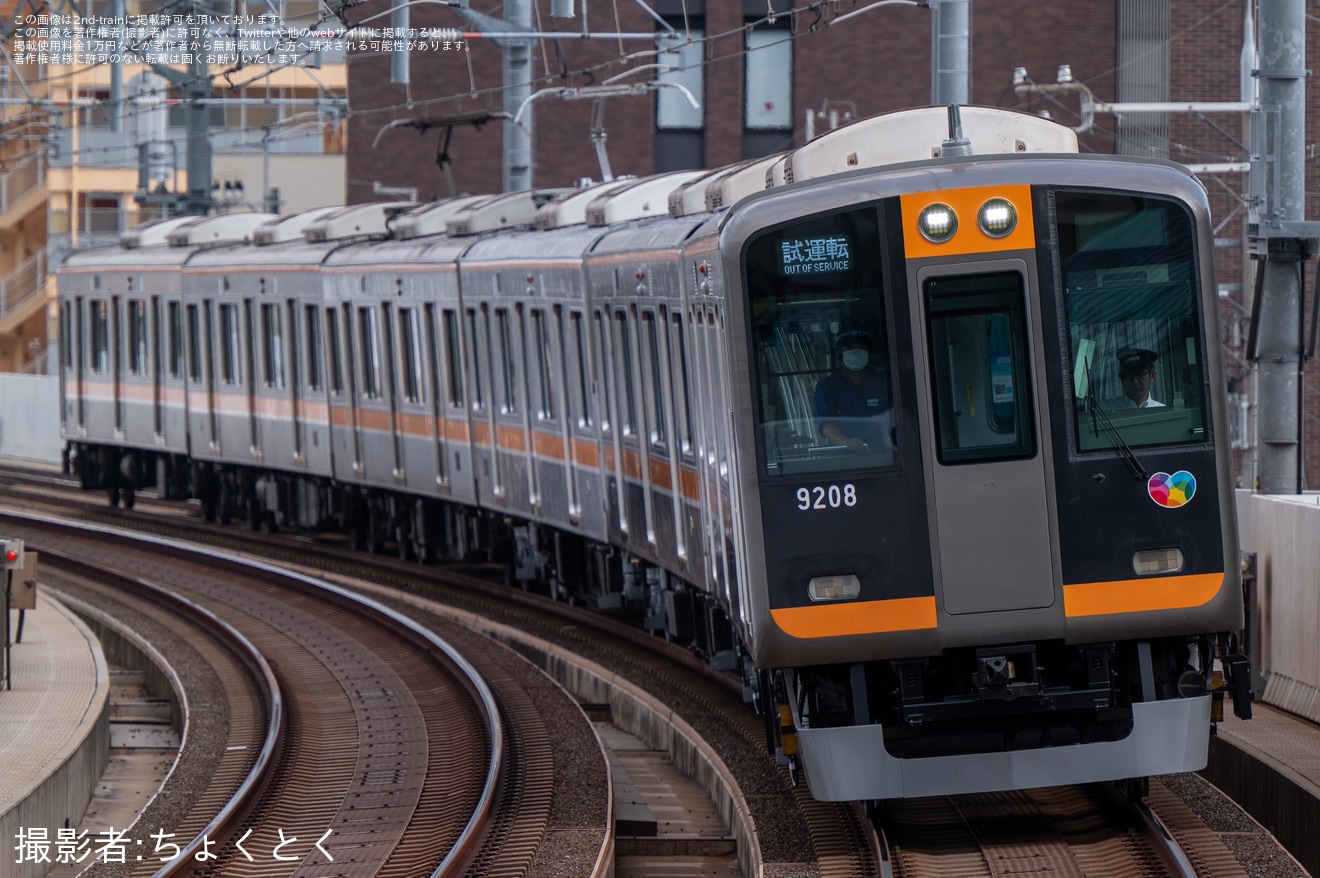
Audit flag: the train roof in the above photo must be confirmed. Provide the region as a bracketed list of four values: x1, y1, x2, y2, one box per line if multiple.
[460, 222, 607, 264]
[536, 178, 636, 230]
[584, 170, 704, 227]
[390, 195, 487, 239]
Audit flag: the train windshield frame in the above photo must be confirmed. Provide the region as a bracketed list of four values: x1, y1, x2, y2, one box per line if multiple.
[743, 205, 896, 478]
[1054, 190, 1210, 453]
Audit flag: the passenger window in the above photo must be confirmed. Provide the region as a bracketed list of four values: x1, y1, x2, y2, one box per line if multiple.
[643, 312, 666, 447]
[444, 310, 464, 408]
[167, 302, 183, 378]
[594, 311, 611, 432]
[571, 312, 592, 428]
[325, 308, 343, 395]
[219, 303, 241, 384]
[305, 305, 323, 391]
[744, 206, 893, 476]
[924, 272, 1035, 464]
[615, 311, 637, 437]
[128, 299, 147, 376]
[1056, 191, 1209, 451]
[399, 307, 423, 404]
[91, 301, 109, 374]
[532, 310, 554, 420]
[261, 303, 285, 389]
[466, 308, 484, 411]
[186, 304, 202, 382]
[358, 306, 381, 399]
[496, 308, 516, 414]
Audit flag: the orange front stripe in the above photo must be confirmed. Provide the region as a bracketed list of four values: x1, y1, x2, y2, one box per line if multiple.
[1062, 573, 1224, 617]
[900, 184, 1035, 259]
[771, 596, 938, 638]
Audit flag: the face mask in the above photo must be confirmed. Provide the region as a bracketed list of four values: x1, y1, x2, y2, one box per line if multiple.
[842, 348, 869, 372]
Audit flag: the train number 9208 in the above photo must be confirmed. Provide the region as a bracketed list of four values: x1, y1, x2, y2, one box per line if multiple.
[796, 484, 858, 510]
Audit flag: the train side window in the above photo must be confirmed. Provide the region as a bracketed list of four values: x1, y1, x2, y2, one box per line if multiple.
[186, 304, 202, 382]
[615, 311, 637, 437]
[219, 303, 241, 385]
[305, 305, 323, 391]
[325, 308, 343, 395]
[128, 299, 147, 376]
[924, 271, 1035, 464]
[570, 312, 592, 428]
[643, 311, 666, 447]
[743, 205, 892, 476]
[443, 310, 464, 408]
[167, 302, 183, 378]
[90, 300, 109, 373]
[358, 306, 382, 399]
[399, 307, 424, 404]
[593, 311, 611, 432]
[466, 308, 485, 410]
[495, 308, 516, 414]
[1055, 191, 1209, 451]
[60, 302, 72, 371]
[670, 312, 694, 457]
[261, 303, 285, 389]
[532, 310, 555, 420]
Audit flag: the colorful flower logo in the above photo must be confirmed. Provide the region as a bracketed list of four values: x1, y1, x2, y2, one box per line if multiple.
[1148, 471, 1196, 508]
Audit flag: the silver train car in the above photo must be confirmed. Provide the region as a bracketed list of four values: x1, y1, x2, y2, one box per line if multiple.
[58, 105, 1251, 800]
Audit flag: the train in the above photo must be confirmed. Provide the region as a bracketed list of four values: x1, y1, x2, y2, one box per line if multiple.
[57, 104, 1252, 800]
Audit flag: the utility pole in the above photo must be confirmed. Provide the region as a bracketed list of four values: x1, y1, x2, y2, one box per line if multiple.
[930, 0, 970, 106]
[1249, 0, 1317, 493]
[502, 0, 532, 191]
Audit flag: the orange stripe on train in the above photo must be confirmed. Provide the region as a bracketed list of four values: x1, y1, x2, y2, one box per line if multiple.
[771, 596, 938, 638]
[1061, 572, 1223, 617]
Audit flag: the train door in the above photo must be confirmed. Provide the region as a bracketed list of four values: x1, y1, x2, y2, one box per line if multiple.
[340, 302, 364, 474]
[424, 303, 447, 487]
[917, 265, 1054, 614]
[74, 297, 86, 429]
[514, 305, 537, 505]
[202, 302, 219, 448]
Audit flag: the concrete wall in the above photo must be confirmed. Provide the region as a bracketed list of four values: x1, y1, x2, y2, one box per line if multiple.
[0, 374, 60, 465]
[1238, 491, 1320, 723]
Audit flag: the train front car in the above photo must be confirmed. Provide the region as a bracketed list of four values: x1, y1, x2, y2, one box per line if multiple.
[721, 108, 1246, 800]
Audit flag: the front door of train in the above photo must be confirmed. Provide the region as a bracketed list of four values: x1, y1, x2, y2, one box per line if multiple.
[915, 263, 1055, 614]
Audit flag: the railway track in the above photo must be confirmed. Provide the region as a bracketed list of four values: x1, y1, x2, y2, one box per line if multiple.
[5, 513, 595, 878]
[0, 469, 1285, 877]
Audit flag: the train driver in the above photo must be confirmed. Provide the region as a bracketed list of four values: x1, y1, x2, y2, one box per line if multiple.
[1106, 347, 1165, 409]
[814, 322, 892, 456]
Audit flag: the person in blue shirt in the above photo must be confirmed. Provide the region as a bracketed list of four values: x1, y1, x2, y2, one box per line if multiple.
[814, 323, 892, 456]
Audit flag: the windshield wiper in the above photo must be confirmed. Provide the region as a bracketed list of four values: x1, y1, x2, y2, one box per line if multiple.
[1085, 365, 1148, 481]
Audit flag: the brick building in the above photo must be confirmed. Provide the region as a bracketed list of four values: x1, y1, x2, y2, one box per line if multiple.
[346, 1, 1308, 485]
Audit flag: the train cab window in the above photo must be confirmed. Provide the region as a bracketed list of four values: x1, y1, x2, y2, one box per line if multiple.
[167, 302, 183, 378]
[186, 305, 202, 382]
[744, 206, 893, 476]
[261, 303, 285, 389]
[91, 301, 109, 374]
[219, 303, 241, 384]
[128, 299, 148, 376]
[1055, 191, 1208, 451]
[358, 306, 382, 399]
[924, 272, 1036, 463]
[305, 305, 323, 391]
[399, 307, 423, 404]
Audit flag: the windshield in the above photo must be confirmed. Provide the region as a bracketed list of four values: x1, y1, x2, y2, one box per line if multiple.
[744, 206, 894, 477]
[1056, 190, 1209, 451]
